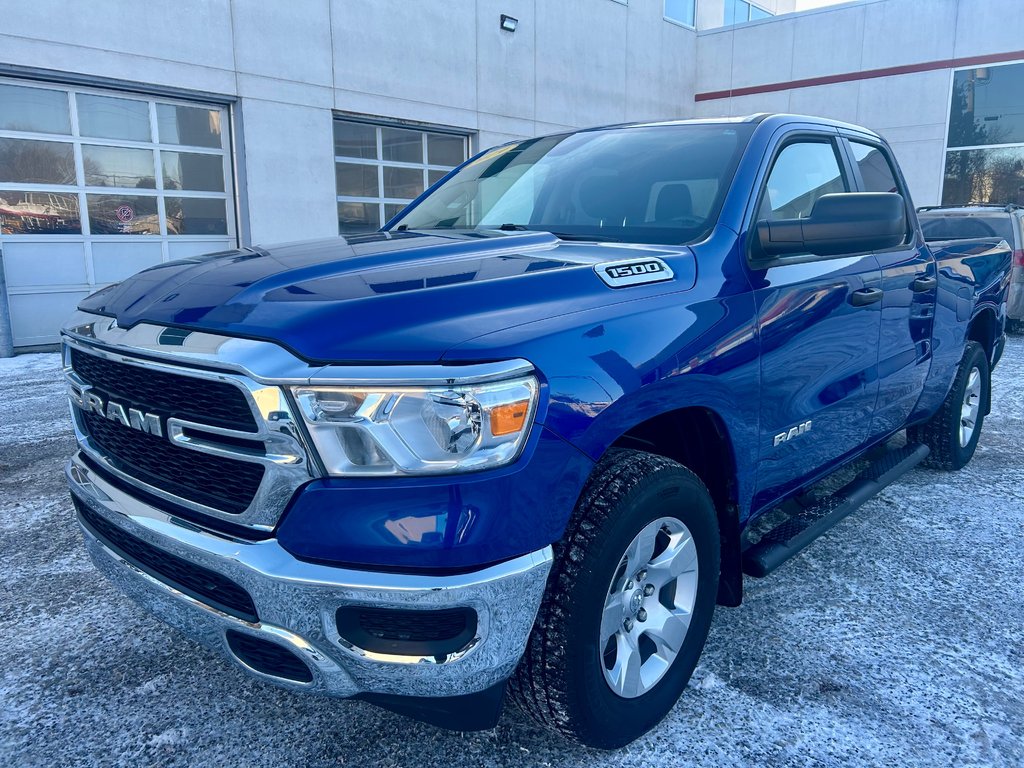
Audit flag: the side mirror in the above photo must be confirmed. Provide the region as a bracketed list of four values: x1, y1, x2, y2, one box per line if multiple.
[755, 192, 906, 258]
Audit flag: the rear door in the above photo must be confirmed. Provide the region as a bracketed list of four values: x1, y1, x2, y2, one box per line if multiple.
[842, 137, 935, 438]
[746, 130, 883, 511]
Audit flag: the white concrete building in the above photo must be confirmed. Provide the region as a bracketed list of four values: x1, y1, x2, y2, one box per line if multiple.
[0, 0, 1021, 347]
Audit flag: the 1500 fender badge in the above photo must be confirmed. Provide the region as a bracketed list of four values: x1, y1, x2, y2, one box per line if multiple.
[595, 257, 674, 288]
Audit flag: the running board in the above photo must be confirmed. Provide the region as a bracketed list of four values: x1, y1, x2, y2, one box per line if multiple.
[742, 443, 930, 578]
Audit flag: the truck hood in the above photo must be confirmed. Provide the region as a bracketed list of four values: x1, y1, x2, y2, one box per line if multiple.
[79, 230, 696, 363]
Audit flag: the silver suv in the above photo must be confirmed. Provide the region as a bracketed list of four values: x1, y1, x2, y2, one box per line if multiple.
[918, 204, 1024, 333]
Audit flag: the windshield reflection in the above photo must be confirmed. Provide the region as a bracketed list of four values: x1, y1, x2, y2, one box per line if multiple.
[390, 123, 754, 246]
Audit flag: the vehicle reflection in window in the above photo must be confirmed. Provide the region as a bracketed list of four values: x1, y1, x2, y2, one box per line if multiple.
[0, 190, 81, 234]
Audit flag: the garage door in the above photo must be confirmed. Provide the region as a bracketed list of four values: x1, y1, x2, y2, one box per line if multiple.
[0, 79, 236, 347]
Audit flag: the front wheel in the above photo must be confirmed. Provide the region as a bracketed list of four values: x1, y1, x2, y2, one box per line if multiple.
[510, 449, 720, 748]
[908, 340, 990, 471]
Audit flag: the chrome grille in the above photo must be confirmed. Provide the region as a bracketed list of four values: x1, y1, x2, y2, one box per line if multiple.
[80, 408, 265, 514]
[69, 346, 257, 431]
[63, 331, 315, 532]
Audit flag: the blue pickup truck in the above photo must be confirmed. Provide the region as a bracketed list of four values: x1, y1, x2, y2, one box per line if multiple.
[63, 114, 1011, 748]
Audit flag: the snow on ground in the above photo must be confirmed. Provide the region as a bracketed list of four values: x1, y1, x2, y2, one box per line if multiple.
[1, 343, 1022, 768]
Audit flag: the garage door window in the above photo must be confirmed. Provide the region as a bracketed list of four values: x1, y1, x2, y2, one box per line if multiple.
[0, 82, 231, 240]
[0, 79, 235, 346]
[334, 118, 468, 234]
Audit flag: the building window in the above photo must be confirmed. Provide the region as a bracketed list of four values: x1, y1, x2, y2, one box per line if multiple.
[664, 0, 696, 27]
[333, 118, 469, 235]
[0, 78, 234, 346]
[944, 62, 1024, 206]
[0, 84, 231, 238]
[725, 0, 772, 25]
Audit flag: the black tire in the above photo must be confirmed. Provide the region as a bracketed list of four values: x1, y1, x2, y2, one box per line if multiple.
[509, 449, 720, 749]
[908, 341, 990, 471]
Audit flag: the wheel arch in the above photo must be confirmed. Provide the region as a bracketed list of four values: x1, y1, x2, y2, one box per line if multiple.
[968, 306, 998, 414]
[968, 305, 998, 361]
[605, 406, 745, 607]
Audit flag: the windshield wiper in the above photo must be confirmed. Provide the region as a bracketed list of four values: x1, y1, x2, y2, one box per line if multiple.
[494, 224, 620, 242]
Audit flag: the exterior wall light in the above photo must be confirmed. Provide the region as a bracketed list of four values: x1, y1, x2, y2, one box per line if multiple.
[500, 14, 518, 32]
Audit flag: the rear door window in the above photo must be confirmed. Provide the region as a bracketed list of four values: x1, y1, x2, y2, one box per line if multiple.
[849, 141, 910, 244]
[849, 141, 901, 194]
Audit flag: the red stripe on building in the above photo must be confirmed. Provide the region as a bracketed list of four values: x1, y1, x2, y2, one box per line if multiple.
[694, 49, 1024, 102]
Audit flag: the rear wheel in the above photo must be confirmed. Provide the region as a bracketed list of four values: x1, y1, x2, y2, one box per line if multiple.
[908, 341, 990, 471]
[510, 449, 719, 748]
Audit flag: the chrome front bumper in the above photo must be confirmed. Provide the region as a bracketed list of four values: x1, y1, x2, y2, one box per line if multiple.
[67, 452, 552, 700]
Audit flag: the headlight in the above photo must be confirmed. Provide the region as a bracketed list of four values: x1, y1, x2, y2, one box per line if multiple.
[292, 375, 538, 476]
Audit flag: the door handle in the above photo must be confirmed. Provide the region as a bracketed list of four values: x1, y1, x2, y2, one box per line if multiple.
[912, 276, 937, 292]
[850, 287, 884, 306]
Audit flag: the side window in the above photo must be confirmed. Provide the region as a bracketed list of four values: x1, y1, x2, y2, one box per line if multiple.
[850, 141, 900, 194]
[850, 141, 910, 244]
[758, 140, 848, 221]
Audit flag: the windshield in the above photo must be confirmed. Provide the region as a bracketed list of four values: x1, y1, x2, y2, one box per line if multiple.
[389, 123, 754, 246]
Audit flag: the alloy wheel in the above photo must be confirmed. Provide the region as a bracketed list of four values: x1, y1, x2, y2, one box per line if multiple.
[960, 366, 982, 448]
[599, 516, 699, 698]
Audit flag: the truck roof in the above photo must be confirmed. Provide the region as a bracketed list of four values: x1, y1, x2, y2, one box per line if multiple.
[533, 113, 884, 142]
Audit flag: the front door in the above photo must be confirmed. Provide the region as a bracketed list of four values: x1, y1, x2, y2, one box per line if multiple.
[747, 135, 883, 511]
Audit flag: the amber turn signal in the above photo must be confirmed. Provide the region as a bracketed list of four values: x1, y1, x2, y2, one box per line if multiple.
[490, 400, 530, 436]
